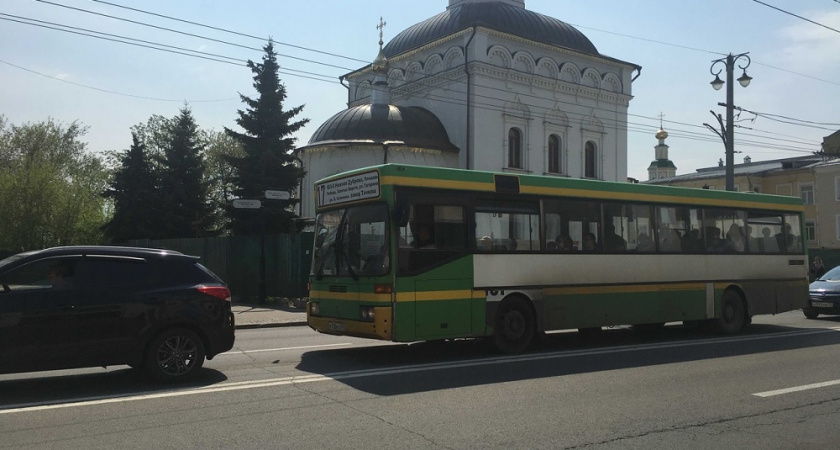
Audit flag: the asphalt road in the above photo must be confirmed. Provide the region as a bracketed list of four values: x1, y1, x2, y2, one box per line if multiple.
[2, 311, 840, 449]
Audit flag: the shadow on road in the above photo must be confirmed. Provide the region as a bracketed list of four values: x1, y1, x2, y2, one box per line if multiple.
[295, 322, 840, 396]
[0, 367, 228, 408]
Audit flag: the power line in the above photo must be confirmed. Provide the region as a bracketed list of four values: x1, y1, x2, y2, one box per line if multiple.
[89, 0, 370, 65]
[752, 0, 840, 34]
[1, 14, 341, 84]
[5, 8, 824, 157]
[571, 21, 840, 88]
[2, 13, 244, 64]
[0, 58, 237, 102]
[738, 107, 840, 127]
[10, 2, 829, 158]
[35, 0, 356, 71]
[1, 15, 242, 66]
[569, 23, 724, 56]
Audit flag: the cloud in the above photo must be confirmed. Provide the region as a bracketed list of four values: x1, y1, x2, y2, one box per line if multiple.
[776, 9, 840, 67]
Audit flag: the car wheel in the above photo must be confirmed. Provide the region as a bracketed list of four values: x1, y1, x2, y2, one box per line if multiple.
[803, 308, 819, 319]
[492, 297, 535, 354]
[144, 328, 205, 382]
[717, 290, 746, 334]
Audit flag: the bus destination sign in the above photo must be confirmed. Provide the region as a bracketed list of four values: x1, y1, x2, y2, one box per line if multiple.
[317, 170, 380, 207]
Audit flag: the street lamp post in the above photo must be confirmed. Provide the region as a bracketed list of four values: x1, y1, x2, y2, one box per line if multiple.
[709, 52, 752, 191]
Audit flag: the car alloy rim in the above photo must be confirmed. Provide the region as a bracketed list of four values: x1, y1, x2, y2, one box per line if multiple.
[157, 335, 198, 376]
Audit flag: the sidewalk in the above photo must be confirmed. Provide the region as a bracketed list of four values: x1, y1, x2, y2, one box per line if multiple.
[232, 301, 308, 329]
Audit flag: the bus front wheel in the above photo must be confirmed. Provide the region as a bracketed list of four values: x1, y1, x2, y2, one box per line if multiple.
[717, 290, 746, 334]
[493, 297, 535, 354]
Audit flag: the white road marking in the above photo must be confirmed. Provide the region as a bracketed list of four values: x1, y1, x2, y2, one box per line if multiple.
[754, 380, 840, 398]
[218, 343, 352, 355]
[2, 328, 839, 415]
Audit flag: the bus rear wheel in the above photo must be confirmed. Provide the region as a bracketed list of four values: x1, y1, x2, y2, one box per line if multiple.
[493, 297, 535, 354]
[717, 290, 746, 334]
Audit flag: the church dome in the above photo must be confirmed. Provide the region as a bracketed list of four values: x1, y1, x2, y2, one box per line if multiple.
[648, 159, 676, 170]
[383, 1, 598, 58]
[307, 104, 459, 153]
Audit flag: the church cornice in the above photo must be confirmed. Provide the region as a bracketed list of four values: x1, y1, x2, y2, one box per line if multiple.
[469, 62, 632, 107]
[345, 29, 474, 80]
[346, 26, 638, 82]
[482, 28, 638, 71]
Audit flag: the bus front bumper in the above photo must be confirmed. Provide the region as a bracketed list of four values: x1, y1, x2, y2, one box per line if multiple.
[307, 305, 392, 341]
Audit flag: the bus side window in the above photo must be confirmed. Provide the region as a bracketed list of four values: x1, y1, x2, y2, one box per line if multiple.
[399, 204, 467, 274]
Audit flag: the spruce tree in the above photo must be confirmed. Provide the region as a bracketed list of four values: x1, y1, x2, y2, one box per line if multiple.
[101, 132, 158, 242]
[225, 40, 309, 235]
[158, 106, 216, 238]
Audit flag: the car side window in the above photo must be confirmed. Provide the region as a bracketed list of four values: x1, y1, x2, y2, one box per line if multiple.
[0, 257, 80, 292]
[74, 257, 151, 290]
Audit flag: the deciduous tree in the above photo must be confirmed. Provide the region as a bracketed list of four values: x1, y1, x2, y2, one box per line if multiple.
[0, 116, 108, 251]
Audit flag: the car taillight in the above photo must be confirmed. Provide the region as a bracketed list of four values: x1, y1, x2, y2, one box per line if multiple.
[198, 285, 231, 302]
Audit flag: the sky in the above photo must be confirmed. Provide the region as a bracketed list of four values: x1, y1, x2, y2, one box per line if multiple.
[1, 0, 839, 181]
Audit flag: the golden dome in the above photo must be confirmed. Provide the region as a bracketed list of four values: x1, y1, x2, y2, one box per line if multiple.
[655, 127, 669, 140]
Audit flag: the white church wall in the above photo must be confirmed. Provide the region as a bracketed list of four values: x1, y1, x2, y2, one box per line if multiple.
[340, 7, 636, 183]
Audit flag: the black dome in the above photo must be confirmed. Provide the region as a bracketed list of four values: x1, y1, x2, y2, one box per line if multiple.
[383, 2, 598, 58]
[307, 104, 458, 153]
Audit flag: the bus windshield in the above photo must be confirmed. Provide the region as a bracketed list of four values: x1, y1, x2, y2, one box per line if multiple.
[312, 203, 390, 278]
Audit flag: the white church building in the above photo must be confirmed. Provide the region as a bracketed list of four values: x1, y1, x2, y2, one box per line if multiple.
[296, 0, 641, 218]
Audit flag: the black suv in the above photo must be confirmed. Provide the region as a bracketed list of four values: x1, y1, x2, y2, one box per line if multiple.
[0, 246, 235, 382]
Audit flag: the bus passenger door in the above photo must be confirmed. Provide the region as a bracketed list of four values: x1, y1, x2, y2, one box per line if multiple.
[394, 202, 472, 341]
[413, 263, 473, 340]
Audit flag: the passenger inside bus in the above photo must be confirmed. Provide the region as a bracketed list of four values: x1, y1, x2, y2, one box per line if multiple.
[581, 232, 599, 252]
[412, 224, 435, 249]
[725, 223, 746, 252]
[636, 232, 655, 252]
[603, 223, 627, 252]
[554, 234, 574, 252]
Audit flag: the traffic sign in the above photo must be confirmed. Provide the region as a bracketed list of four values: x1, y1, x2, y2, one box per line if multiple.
[233, 199, 262, 209]
[265, 190, 291, 200]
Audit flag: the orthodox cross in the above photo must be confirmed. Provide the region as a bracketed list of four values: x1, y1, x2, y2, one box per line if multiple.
[377, 17, 387, 49]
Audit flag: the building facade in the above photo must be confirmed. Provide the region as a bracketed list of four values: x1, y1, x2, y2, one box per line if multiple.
[296, 0, 640, 218]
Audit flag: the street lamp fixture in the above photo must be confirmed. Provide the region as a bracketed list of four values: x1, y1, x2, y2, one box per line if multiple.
[737, 71, 752, 88]
[709, 52, 752, 191]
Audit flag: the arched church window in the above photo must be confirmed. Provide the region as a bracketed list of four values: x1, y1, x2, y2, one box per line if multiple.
[584, 141, 598, 178]
[508, 128, 523, 169]
[548, 134, 561, 173]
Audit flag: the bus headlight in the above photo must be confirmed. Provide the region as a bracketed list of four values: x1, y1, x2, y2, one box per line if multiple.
[360, 306, 375, 322]
[310, 302, 320, 316]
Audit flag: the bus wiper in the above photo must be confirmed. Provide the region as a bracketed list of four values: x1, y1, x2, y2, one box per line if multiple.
[341, 244, 359, 281]
[314, 247, 326, 280]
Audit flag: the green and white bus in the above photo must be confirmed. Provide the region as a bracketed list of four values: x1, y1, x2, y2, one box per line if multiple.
[307, 164, 808, 352]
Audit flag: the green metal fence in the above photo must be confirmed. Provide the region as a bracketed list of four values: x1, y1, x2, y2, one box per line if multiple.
[130, 233, 314, 301]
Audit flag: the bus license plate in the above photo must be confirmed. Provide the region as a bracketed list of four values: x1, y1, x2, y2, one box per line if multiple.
[329, 322, 346, 332]
[812, 302, 833, 308]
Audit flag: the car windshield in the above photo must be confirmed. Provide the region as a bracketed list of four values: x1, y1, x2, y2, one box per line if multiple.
[817, 265, 840, 281]
[311, 203, 389, 278]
